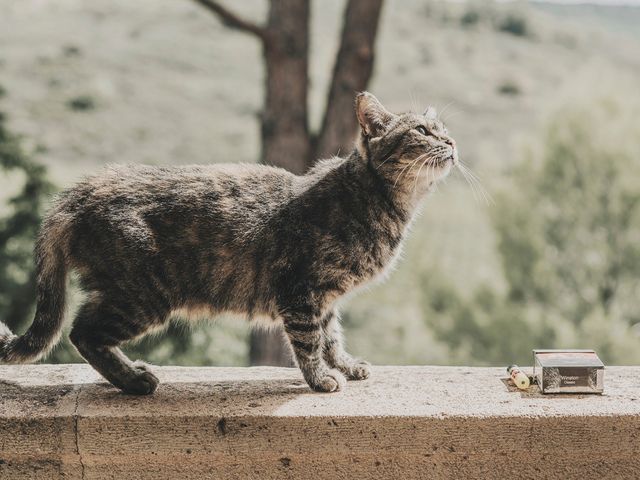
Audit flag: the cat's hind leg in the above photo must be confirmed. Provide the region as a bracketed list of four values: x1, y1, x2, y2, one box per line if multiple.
[322, 310, 370, 381]
[69, 299, 164, 395]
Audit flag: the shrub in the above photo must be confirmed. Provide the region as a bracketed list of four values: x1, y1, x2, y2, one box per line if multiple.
[497, 14, 529, 37]
[0, 99, 55, 337]
[420, 97, 640, 365]
[67, 95, 96, 112]
[497, 81, 521, 96]
[460, 10, 481, 27]
[62, 44, 82, 57]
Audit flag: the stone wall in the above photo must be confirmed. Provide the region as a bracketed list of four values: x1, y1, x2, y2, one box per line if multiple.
[1, 365, 639, 479]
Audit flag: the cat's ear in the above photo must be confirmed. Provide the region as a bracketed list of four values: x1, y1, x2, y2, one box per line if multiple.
[355, 92, 395, 138]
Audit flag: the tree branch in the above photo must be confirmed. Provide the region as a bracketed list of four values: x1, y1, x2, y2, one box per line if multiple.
[192, 0, 268, 41]
[314, 0, 384, 160]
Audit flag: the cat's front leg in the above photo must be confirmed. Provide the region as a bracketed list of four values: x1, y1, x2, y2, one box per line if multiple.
[322, 310, 371, 381]
[283, 313, 346, 392]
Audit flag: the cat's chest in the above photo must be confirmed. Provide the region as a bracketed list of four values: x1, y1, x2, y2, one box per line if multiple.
[327, 223, 406, 287]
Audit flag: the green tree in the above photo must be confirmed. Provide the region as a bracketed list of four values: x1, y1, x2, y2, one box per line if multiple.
[497, 108, 640, 322]
[422, 97, 640, 365]
[0, 103, 55, 338]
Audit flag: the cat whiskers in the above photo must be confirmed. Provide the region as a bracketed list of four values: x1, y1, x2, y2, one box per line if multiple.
[433, 157, 445, 193]
[412, 153, 436, 194]
[439, 101, 462, 124]
[408, 90, 421, 115]
[427, 151, 448, 194]
[437, 101, 455, 122]
[376, 154, 396, 170]
[454, 159, 479, 200]
[456, 160, 493, 205]
[392, 154, 426, 189]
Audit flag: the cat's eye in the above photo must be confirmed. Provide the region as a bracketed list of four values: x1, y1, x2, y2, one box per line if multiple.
[415, 125, 429, 136]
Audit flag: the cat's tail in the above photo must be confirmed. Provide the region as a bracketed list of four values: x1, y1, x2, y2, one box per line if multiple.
[0, 218, 69, 364]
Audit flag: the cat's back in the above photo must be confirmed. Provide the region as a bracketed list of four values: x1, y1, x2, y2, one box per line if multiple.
[57, 163, 297, 213]
[46, 163, 299, 255]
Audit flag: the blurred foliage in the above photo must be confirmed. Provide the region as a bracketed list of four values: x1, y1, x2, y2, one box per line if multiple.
[497, 80, 521, 96]
[67, 95, 96, 112]
[0, 100, 55, 336]
[0, 88, 247, 366]
[419, 98, 640, 365]
[497, 13, 530, 37]
[454, 2, 531, 38]
[122, 317, 249, 366]
[460, 10, 481, 28]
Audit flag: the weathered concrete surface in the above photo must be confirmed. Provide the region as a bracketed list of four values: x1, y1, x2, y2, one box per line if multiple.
[1, 365, 639, 479]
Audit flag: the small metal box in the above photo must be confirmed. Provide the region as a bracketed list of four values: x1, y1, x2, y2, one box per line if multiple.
[533, 349, 604, 394]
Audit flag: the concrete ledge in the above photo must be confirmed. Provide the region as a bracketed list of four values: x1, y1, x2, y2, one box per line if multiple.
[1, 365, 639, 479]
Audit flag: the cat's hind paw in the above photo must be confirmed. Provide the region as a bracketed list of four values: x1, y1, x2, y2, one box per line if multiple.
[119, 360, 159, 395]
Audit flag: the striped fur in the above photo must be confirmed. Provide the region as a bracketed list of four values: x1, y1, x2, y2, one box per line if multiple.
[0, 92, 457, 394]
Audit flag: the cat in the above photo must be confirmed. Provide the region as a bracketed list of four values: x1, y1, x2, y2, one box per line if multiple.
[0, 92, 457, 395]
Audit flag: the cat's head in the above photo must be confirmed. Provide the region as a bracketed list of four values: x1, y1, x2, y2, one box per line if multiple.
[355, 92, 457, 193]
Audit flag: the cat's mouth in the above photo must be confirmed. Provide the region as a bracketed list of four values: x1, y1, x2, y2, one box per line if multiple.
[444, 148, 458, 166]
[434, 153, 454, 166]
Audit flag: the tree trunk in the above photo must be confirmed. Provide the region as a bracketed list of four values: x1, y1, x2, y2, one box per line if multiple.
[314, 0, 384, 160]
[250, 0, 311, 366]
[192, 0, 384, 367]
[249, 328, 292, 366]
[261, 0, 312, 174]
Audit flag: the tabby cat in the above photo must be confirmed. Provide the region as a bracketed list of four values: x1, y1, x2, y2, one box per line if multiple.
[0, 92, 457, 394]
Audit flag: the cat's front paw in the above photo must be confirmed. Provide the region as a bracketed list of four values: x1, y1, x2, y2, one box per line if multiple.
[309, 369, 346, 393]
[338, 360, 371, 381]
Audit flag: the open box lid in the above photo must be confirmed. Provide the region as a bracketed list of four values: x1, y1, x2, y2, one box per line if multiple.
[533, 349, 604, 368]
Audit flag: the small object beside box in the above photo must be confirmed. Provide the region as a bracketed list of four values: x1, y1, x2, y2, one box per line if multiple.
[533, 349, 604, 394]
[507, 364, 530, 390]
